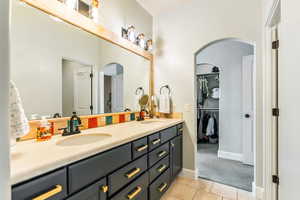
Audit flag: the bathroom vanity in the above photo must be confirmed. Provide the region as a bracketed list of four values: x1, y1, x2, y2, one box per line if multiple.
[11, 119, 183, 200]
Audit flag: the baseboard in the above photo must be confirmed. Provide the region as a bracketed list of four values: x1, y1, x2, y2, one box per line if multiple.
[218, 150, 243, 162]
[178, 168, 198, 179]
[252, 182, 264, 199]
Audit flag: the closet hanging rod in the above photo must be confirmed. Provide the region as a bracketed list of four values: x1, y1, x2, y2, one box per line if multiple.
[197, 73, 219, 77]
[198, 108, 219, 110]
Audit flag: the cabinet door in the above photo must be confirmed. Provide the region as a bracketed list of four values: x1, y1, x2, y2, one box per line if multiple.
[67, 178, 107, 200]
[170, 135, 183, 181]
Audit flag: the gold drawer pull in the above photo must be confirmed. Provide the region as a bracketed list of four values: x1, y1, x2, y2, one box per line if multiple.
[32, 185, 62, 200]
[101, 185, 109, 193]
[158, 183, 168, 193]
[158, 150, 167, 158]
[157, 165, 167, 172]
[136, 144, 148, 152]
[127, 186, 142, 199]
[126, 168, 141, 179]
[152, 138, 161, 145]
[179, 128, 183, 132]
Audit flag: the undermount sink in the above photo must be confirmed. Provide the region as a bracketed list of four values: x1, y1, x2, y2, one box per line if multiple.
[140, 120, 164, 124]
[56, 133, 112, 146]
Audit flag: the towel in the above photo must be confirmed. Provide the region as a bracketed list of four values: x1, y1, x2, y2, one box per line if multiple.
[9, 81, 29, 139]
[159, 93, 171, 114]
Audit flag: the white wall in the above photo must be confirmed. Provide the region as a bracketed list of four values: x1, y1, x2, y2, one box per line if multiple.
[98, 0, 152, 39]
[0, 0, 11, 198]
[153, 0, 263, 186]
[10, 0, 150, 117]
[196, 40, 254, 155]
[277, 1, 300, 199]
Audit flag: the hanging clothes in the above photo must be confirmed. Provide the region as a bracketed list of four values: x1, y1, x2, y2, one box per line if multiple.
[206, 116, 215, 136]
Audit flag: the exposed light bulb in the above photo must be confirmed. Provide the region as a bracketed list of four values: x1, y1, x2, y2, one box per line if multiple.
[65, 0, 77, 10]
[91, 7, 99, 23]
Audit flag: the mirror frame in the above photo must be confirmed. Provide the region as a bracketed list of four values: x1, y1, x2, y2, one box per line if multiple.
[19, 0, 155, 115]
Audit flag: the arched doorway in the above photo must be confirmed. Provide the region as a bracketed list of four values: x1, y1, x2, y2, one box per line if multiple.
[98, 63, 124, 113]
[195, 38, 256, 191]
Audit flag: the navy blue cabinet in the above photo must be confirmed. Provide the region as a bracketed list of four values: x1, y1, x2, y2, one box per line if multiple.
[12, 123, 183, 200]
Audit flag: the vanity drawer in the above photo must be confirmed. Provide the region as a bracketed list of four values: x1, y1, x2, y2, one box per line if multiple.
[108, 154, 148, 196]
[148, 133, 161, 151]
[12, 168, 67, 200]
[66, 178, 107, 200]
[177, 123, 183, 135]
[110, 172, 148, 200]
[149, 155, 169, 183]
[160, 126, 177, 143]
[68, 143, 132, 194]
[148, 142, 169, 167]
[149, 168, 170, 200]
[132, 137, 148, 159]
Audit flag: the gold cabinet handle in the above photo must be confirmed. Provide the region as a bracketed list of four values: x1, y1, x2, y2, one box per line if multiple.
[158, 150, 167, 158]
[126, 168, 141, 179]
[152, 138, 161, 145]
[127, 186, 142, 199]
[179, 128, 183, 132]
[136, 144, 148, 152]
[157, 165, 167, 172]
[32, 185, 62, 200]
[101, 185, 109, 193]
[158, 183, 168, 193]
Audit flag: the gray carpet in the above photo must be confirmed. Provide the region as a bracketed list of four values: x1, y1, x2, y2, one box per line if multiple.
[197, 143, 254, 191]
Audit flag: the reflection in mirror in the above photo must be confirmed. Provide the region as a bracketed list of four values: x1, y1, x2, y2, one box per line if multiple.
[10, 0, 150, 119]
[101, 63, 124, 113]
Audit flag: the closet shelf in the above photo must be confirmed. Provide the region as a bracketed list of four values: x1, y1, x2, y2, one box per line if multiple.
[197, 73, 219, 77]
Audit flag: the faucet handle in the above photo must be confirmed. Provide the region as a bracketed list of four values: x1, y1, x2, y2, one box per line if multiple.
[58, 127, 68, 135]
[75, 125, 83, 132]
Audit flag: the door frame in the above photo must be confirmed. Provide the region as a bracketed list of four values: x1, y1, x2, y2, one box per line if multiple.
[263, 0, 280, 200]
[194, 38, 257, 192]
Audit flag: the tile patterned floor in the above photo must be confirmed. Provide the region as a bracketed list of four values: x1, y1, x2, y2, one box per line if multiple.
[162, 177, 259, 200]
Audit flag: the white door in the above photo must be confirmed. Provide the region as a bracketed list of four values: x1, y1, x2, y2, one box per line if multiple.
[111, 73, 124, 112]
[242, 55, 254, 165]
[73, 66, 92, 115]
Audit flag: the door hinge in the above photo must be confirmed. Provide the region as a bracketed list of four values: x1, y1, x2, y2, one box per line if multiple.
[90, 73, 94, 78]
[272, 175, 279, 184]
[272, 108, 279, 117]
[272, 40, 279, 49]
[90, 105, 93, 111]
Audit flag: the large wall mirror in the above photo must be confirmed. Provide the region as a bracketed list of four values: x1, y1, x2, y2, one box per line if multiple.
[10, 0, 151, 119]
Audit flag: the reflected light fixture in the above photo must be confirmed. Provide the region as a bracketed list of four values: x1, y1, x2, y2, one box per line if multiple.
[65, 0, 77, 10]
[91, 0, 100, 23]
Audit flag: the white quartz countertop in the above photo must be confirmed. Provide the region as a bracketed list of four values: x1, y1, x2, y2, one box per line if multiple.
[11, 118, 183, 185]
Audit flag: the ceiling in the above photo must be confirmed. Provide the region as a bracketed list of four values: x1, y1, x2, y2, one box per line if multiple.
[136, 0, 187, 16]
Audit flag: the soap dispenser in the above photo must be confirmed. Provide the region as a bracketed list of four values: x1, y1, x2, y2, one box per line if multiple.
[36, 116, 52, 141]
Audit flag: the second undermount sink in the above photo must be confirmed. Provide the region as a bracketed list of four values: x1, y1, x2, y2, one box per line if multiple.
[140, 120, 164, 124]
[56, 133, 112, 146]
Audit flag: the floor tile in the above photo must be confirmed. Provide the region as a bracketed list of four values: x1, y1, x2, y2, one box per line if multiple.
[165, 182, 198, 200]
[192, 190, 222, 200]
[175, 177, 213, 192]
[237, 189, 254, 200]
[210, 183, 237, 200]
